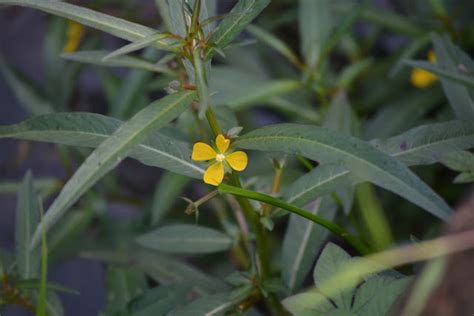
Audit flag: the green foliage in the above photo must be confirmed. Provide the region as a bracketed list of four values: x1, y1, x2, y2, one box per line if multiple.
[0, 0, 473, 314]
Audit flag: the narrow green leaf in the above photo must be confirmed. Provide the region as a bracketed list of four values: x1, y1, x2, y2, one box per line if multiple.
[151, 172, 191, 225]
[299, 0, 334, 68]
[0, 112, 204, 178]
[81, 249, 228, 295]
[136, 224, 233, 254]
[36, 203, 48, 316]
[389, 34, 431, 78]
[30, 91, 196, 248]
[0, 178, 59, 197]
[234, 124, 452, 220]
[193, 48, 210, 118]
[284, 120, 474, 214]
[103, 32, 179, 61]
[0, 56, 54, 115]
[246, 24, 301, 67]
[129, 284, 190, 316]
[282, 197, 338, 293]
[168, 293, 239, 316]
[15, 171, 41, 279]
[206, 0, 271, 59]
[104, 266, 147, 314]
[432, 33, 474, 121]
[61, 50, 174, 74]
[0, 0, 156, 42]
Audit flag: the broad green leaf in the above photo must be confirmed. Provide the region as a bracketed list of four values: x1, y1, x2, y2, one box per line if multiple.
[136, 224, 233, 254]
[168, 293, 239, 316]
[61, 50, 174, 74]
[0, 112, 204, 179]
[103, 33, 179, 61]
[299, 0, 334, 68]
[81, 249, 228, 295]
[0, 0, 156, 42]
[282, 292, 334, 316]
[151, 172, 191, 225]
[206, 0, 271, 59]
[313, 243, 358, 309]
[235, 124, 452, 220]
[29, 91, 196, 247]
[432, 34, 474, 121]
[129, 284, 190, 316]
[282, 197, 338, 293]
[104, 266, 147, 314]
[0, 56, 54, 115]
[352, 276, 412, 315]
[15, 171, 41, 279]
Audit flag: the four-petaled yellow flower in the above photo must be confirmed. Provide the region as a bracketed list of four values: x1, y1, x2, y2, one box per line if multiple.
[192, 134, 248, 186]
[411, 50, 438, 88]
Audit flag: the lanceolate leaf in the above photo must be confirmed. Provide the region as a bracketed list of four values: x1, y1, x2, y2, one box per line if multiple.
[136, 224, 233, 254]
[0, 112, 205, 178]
[0, 0, 157, 42]
[61, 50, 174, 74]
[15, 171, 41, 279]
[234, 124, 452, 220]
[283, 120, 474, 217]
[168, 293, 239, 316]
[206, 0, 271, 59]
[29, 91, 196, 248]
[282, 197, 338, 293]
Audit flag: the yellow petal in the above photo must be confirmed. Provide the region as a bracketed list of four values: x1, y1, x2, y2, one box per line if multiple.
[192, 142, 217, 161]
[410, 68, 437, 88]
[225, 151, 248, 171]
[203, 162, 224, 186]
[216, 134, 230, 153]
[428, 50, 436, 64]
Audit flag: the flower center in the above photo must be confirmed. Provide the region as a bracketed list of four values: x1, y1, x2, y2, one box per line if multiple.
[216, 153, 226, 162]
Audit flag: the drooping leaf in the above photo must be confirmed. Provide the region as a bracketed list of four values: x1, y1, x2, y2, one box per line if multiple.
[313, 243, 358, 309]
[206, 0, 271, 59]
[0, 0, 157, 42]
[282, 197, 338, 293]
[29, 91, 196, 248]
[128, 284, 190, 316]
[136, 224, 233, 254]
[15, 171, 41, 279]
[0, 112, 204, 179]
[234, 124, 452, 220]
[61, 50, 174, 74]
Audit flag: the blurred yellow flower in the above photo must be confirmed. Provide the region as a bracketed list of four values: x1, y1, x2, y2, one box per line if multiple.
[63, 21, 85, 53]
[192, 134, 248, 186]
[411, 50, 437, 88]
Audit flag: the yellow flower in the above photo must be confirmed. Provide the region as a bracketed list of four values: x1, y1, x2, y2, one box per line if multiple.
[192, 134, 248, 186]
[411, 50, 438, 88]
[63, 21, 85, 53]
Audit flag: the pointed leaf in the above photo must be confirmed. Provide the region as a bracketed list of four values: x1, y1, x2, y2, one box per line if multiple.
[0, 112, 205, 178]
[30, 91, 196, 247]
[0, 0, 156, 42]
[168, 293, 239, 316]
[136, 224, 233, 254]
[234, 124, 452, 220]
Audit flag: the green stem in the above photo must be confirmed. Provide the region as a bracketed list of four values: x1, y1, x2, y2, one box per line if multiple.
[219, 184, 370, 255]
